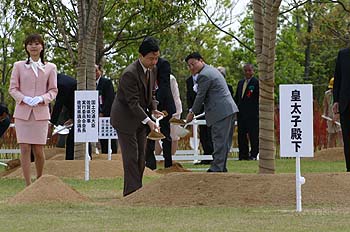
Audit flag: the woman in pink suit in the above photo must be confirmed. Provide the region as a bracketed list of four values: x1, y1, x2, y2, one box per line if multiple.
[9, 34, 58, 186]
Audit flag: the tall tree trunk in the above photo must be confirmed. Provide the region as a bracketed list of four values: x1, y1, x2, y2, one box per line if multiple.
[304, 10, 313, 81]
[253, 0, 281, 174]
[75, 0, 100, 159]
[1, 39, 7, 102]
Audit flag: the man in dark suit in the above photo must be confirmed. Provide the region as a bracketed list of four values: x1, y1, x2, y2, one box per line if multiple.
[145, 57, 176, 169]
[110, 37, 163, 196]
[95, 64, 118, 154]
[186, 72, 213, 165]
[51, 73, 77, 160]
[333, 47, 350, 172]
[185, 52, 238, 172]
[234, 64, 259, 160]
[0, 104, 10, 137]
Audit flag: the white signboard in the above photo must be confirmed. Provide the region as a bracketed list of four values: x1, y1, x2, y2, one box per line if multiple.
[98, 117, 118, 139]
[279, 84, 314, 157]
[74, 91, 99, 142]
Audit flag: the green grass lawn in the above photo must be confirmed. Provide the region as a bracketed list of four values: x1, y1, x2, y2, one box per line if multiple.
[0, 159, 349, 232]
[182, 158, 346, 173]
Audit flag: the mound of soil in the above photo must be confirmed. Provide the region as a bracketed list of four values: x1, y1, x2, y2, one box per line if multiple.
[4, 160, 158, 179]
[7, 174, 89, 204]
[313, 147, 344, 161]
[155, 162, 191, 174]
[124, 172, 350, 207]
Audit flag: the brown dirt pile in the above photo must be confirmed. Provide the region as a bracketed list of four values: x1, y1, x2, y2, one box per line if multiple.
[312, 147, 344, 161]
[124, 172, 350, 207]
[7, 174, 89, 204]
[156, 162, 191, 174]
[4, 160, 159, 179]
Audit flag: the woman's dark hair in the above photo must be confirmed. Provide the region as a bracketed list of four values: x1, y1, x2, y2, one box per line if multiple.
[24, 34, 45, 64]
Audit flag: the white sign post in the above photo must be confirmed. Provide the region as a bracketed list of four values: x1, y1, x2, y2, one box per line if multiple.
[74, 90, 99, 181]
[279, 84, 314, 212]
[98, 117, 118, 160]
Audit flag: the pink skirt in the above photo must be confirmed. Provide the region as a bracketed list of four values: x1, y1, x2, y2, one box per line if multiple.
[15, 113, 48, 145]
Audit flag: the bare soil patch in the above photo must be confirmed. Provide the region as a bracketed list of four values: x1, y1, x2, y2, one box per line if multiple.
[4, 160, 159, 179]
[123, 172, 350, 207]
[3, 147, 350, 207]
[2, 148, 159, 179]
[7, 174, 89, 204]
[155, 162, 192, 174]
[312, 147, 344, 161]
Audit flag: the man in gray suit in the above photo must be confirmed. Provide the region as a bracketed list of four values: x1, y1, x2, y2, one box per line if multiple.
[110, 37, 163, 196]
[185, 52, 238, 172]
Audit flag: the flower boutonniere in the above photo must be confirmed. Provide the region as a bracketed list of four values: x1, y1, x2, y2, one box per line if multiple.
[246, 85, 254, 97]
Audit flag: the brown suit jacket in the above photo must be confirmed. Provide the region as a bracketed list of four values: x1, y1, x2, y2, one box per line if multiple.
[110, 60, 157, 134]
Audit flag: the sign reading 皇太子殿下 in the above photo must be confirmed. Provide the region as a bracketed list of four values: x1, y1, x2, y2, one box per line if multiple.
[279, 84, 313, 157]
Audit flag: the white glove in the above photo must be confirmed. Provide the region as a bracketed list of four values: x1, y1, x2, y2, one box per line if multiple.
[23, 96, 33, 106]
[30, 96, 44, 107]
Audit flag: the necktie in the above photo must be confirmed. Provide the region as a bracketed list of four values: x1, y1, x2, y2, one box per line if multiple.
[241, 79, 248, 98]
[145, 69, 150, 84]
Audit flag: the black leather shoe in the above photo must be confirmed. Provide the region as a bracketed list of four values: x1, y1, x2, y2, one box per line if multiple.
[194, 160, 211, 165]
[249, 156, 257, 160]
[207, 169, 214, 172]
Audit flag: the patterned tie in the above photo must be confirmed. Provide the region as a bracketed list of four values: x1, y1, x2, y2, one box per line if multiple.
[241, 79, 248, 98]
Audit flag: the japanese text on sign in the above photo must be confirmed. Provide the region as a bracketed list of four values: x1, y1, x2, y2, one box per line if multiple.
[74, 91, 99, 142]
[279, 84, 313, 157]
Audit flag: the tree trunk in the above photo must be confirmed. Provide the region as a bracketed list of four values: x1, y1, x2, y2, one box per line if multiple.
[253, 0, 281, 174]
[304, 10, 313, 81]
[75, 0, 100, 159]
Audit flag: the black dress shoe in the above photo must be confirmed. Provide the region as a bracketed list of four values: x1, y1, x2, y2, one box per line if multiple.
[249, 156, 257, 160]
[207, 169, 214, 172]
[194, 160, 212, 165]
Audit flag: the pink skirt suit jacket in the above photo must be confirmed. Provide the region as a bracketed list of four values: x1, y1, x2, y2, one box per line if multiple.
[9, 61, 58, 144]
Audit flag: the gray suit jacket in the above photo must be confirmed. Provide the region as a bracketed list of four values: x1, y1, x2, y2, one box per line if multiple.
[110, 60, 157, 135]
[192, 64, 238, 127]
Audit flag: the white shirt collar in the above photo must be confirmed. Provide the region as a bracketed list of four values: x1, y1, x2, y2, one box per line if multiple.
[96, 75, 102, 86]
[139, 59, 149, 74]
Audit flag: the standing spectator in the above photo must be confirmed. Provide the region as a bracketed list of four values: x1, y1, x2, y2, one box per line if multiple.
[153, 73, 182, 160]
[323, 77, 342, 148]
[0, 103, 10, 137]
[9, 34, 58, 186]
[168, 74, 183, 155]
[51, 73, 77, 160]
[234, 64, 259, 160]
[186, 68, 213, 165]
[110, 37, 163, 196]
[185, 52, 238, 172]
[333, 47, 350, 172]
[96, 64, 118, 154]
[145, 58, 176, 169]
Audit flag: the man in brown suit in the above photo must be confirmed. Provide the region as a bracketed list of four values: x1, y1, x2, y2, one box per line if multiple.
[110, 37, 163, 196]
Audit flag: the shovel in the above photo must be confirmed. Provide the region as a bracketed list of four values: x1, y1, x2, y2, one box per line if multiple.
[176, 112, 205, 138]
[147, 114, 166, 140]
[52, 124, 73, 135]
[321, 115, 341, 126]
